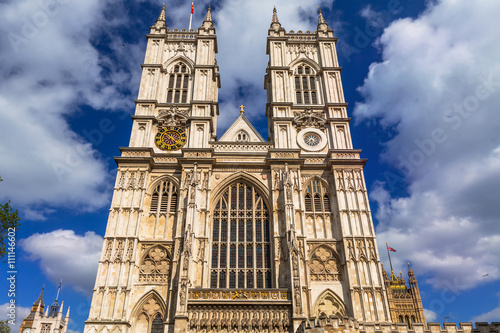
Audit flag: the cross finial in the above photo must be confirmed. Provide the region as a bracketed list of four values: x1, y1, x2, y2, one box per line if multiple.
[239, 105, 245, 114]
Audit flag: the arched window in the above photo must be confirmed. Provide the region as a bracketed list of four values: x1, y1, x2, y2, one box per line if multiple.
[304, 179, 331, 213]
[41, 324, 51, 333]
[294, 64, 318, 105]
[211, 182, 271, 288]
[150, 180, 178, 214]
[166, 62, 189, 104]
[151, 314, 164, 333]
[236, 130, 249, 142]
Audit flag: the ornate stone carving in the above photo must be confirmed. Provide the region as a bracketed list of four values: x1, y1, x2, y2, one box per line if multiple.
[293, 109, 327, 131]
[114, 240, 124, 262]
[104, 240, 113, 261]
[187, 305, 291, 333]
[156, 106, 189, 129]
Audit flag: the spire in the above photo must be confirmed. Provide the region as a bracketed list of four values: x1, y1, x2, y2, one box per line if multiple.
[272, 6, 279, 23]
[153, 3, 167, 29]
[34, 285, 45, 309]
[270, 6, 281, 30]
[317, 7, 329, 32]
[65, 306, 70, 320]
[318, 7, 326, 24]
[408, 262, 415, 277]
[201, 4, 214, 29]
[205, 4, 212, 23]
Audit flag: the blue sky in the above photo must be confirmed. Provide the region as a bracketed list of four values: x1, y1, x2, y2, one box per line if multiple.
[1, 0, 500, 332]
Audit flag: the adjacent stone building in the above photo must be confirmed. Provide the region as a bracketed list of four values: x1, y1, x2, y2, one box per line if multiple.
[19, 286, 70, 333]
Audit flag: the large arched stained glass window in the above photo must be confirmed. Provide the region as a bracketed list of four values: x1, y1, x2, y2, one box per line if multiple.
[210, 182, 272, 289]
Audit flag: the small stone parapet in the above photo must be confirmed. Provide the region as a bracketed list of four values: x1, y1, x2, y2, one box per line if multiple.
[301, 316, 500, 333]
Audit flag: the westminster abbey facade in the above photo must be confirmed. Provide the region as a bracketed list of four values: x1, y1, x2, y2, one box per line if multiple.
[83, 5, 429, 333]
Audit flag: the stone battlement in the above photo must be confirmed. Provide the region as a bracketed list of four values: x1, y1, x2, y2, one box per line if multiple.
[302, 316, 500, 333]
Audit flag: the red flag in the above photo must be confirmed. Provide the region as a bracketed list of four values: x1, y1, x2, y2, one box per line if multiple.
[191, 3, 194, 14]
[387, 246, 396, 252]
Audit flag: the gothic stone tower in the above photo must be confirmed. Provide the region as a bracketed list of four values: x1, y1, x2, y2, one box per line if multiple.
[19, 286, 70, 333]
[84, 6, 395, 333]
[383, 264, 426, 325]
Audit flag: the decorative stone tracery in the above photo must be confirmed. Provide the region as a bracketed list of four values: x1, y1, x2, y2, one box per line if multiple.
[139, 246, 172, 283]
[309, 245, 341, 281]
[313, 290, 347, 318]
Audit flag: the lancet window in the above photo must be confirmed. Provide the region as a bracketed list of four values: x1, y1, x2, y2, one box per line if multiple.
[210, 182, 272, 289]
[150, 180, 178, 214]
[150, 314, 164, 333]
[40, 324, 51, 333]
[135, 298, 165, 333]
[294, 64, 319, 104]
[166, 62, 190, 104]
[304, 179, 331, 213]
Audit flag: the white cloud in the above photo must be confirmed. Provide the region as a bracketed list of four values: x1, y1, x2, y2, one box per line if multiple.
[1, 302, 31, 333]
[424, 308, 438, 322]
[471, 292, 500, 322]
[20, 229, 103, 295]
[354, 0, 500, 291]
[0, 0, 144, 211]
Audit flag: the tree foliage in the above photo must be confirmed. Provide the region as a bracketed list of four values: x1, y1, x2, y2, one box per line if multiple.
[0, 177, 21, 261]
[0, 320, 11, 333]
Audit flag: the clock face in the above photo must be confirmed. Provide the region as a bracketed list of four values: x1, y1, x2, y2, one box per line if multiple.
[297, 128, 327, 152]
[304, 132, 321, 147]
[155, 126, 187, 151]
[23, 329, 31, 333]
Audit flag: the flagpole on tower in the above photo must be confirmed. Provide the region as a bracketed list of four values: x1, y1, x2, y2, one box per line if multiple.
[386, 242, 394, 273]
[55, 279, 62, 301]
[189, 0, 194, 30]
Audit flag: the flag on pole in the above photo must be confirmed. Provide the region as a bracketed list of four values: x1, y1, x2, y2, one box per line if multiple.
[189, 0, 194, 30]
[387, 246, 396, 252]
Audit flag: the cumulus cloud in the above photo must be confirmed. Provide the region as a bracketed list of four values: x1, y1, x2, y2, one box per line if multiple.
[354, 0, 500, 290]
[0, 0, 144, 211]
[20, 229, 103, 295]
[1, 302, 31, 333]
